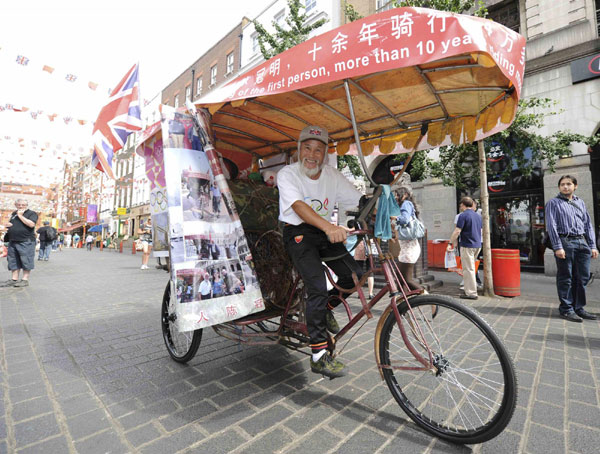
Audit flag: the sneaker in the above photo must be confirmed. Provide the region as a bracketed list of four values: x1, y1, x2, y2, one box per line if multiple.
[0, 280, 18, 287]
[310, 353, 347, 379]
[13, 280, 29, 287]
[325, 311, 340, 334]
[140, 265, 148, 270]
[460, 294, 478, 300]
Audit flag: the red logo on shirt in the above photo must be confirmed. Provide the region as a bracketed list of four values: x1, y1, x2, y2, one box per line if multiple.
[294, 235, 303, 243]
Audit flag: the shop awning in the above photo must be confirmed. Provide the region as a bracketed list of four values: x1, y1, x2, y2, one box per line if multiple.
[194, 7, 526, 160]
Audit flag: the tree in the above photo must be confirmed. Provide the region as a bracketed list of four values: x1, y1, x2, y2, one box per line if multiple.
[253, 0, 327, 61]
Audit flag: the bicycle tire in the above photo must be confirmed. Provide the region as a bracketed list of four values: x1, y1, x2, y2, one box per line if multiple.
[378, 294, 517, 444]
[161, 282, 202, 363]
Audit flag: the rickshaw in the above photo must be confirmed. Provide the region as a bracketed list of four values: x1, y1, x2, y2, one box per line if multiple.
[158, 7, 525, 445]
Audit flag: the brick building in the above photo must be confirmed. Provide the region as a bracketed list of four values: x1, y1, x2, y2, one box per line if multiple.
[161, 19, 250, 108]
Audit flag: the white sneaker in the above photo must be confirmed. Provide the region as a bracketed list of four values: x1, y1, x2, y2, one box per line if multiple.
[141, 265, 148, 270]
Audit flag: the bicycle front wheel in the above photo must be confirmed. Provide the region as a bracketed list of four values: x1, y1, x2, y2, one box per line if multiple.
[379, 295, 517, 444]
[161, 282, 202, 363]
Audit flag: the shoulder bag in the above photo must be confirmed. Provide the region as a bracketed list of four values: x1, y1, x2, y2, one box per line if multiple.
[396, 215, 426, 241]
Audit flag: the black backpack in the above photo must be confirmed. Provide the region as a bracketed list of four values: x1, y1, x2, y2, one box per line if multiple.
[46, 227, 57, 242]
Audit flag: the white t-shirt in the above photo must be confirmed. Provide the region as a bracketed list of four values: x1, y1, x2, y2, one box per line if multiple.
[277, 163, 361, 225]
[199, 280, 212, 296]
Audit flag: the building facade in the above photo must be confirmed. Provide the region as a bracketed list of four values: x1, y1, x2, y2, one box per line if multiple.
[401, 0, 600, 275]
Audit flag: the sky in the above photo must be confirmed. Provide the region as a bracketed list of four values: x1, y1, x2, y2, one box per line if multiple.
[0, 0, 273, 188]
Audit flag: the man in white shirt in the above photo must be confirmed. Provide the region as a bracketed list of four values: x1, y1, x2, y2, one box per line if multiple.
[278, 125, 363, 379]
[199, 274, 212, 300]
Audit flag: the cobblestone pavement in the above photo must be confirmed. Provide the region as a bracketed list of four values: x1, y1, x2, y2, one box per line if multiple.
[1, 249, 599, 454]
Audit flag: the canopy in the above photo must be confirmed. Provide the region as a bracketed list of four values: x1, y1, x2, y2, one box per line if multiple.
[87, 224, 105, 233]
[194, 7, 526, 161]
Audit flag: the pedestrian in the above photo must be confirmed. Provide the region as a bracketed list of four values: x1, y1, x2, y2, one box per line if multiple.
[138, 218, 153, 270]
[211, 181, 222, 218]
[212, 272, 224, 298]
[58, 232, 64, 251]
[73, 232, 80, 248]
[199, 274, 212, 300]
[393, 187, 423, 293]
[65, 233, 72, 248]
[36, 221, 56, 261]
[85, 233, 94, 251]
[545, 175, 598, 322]
[448, 197, 482, 300]
[0, 199, 38, 287]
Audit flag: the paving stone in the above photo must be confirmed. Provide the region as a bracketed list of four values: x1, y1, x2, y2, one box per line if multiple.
[539, 371, 565, 388]
[335, 427, 387, 454]
[210, 383, 262, 408]
[531, 401, 564, 428]
[15, 435, 69, 454]
[240, 404, 293, 436]
[568, 423, 600, 454]
[58, 394, 101, 418]
[247, 383, 297, 409]
[14, 413, 60, 447]
[525, 423, 565, 454]
[139, 425, 204, 454]
[73, 429, 129, 454]
[188, 430, 247, 454]
[237, 427, 294, 454]
[535, 383, 564, 405]
[11, 396, 53, 422]
[568, 370, 595, 387]
[125, 423, 162, 447]
[9, 385, 47, 404]
[66, 408, 111, 440]
[287, 427, 341, 454]
[568, 401, 600, 427]
[568, 384, 598, 406]
[199, 402, 255, 433]
[158, 401, 218, 432]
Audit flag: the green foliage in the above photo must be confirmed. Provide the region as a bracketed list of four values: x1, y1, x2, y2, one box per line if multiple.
[344, 2, 363, 22]
[337, 155, 363, 177]
[253, 0, 328, 61]
[392, 0, 488, 17]
[427, 98, 600, 188]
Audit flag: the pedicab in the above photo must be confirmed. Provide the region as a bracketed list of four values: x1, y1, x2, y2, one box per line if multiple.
[151, 7, 526, 445]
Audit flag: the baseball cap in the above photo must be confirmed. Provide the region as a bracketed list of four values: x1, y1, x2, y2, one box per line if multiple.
[298, 125, 328, 146]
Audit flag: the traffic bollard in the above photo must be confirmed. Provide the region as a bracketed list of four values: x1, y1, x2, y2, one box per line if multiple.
[119, 241, 123, 253]
[132, 242, 136, 254]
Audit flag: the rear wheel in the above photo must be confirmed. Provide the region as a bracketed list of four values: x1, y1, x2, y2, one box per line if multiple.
[161, 282, 202, 363]
[379, 295, 517, 444]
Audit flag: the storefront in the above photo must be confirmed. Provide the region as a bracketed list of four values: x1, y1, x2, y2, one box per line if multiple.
[459, 144, 545, 271]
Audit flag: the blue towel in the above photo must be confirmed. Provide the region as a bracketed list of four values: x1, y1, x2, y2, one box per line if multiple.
[374, 185, 401, 240]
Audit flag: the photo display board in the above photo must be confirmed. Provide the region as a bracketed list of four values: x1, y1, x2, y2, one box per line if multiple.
[161, 106, 264, 331]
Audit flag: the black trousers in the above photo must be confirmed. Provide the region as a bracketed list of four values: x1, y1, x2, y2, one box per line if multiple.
[283, 224, 363, 352]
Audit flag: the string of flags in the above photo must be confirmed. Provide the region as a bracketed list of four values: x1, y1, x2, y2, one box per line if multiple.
[0, 103, 94, 125]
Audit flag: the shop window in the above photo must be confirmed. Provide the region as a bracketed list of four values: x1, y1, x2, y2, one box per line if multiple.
[305, 0, 316, 13]
[226, 52, 234, 75]
[210, 65, 217, 86]
[488, 0, 520, 33]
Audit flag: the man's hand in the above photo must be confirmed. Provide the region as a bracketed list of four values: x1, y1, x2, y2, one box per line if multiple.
[446, 243, 455, 251]
[325, 225, 348, 243]
[592, 249, 599, 259]
[554, 249, 566, 259]
[17, 210, 25, 216]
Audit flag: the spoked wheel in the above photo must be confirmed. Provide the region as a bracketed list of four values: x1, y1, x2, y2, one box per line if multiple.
[379, 295, 517, 445]
[161, 282, 202, 363]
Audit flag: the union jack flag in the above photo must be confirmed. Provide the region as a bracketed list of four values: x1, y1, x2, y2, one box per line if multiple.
[91, 64, 142, 178]
[16, 55, 29, 65]
[65, 74, 78, 82]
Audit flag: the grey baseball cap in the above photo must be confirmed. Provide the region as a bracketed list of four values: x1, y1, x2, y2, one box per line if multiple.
[298, 125, 328, 146]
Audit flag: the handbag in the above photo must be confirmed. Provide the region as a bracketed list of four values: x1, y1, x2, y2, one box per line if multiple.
[396, 215, 426, 241]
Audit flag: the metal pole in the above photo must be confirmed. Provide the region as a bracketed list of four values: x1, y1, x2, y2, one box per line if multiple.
[343, 79, 378, 188]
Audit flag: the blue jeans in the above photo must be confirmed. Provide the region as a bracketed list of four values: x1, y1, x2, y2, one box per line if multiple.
[555, 237, 591, 315]
[38, 241, 52, 260]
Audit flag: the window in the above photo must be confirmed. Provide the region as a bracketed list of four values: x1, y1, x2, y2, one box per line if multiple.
[376, 0, 393, 12]
[185, 86, 191, 100]
[305, 0, 316, 13]
[274, 10, 285, 27]
[226, 52, 234, 74]
[174, 95, 179, 108]
[488, 0, 520, 33]
[252, 33, 260, 55]
[210, 65, 217, 86]
[196, 77, 203, 95]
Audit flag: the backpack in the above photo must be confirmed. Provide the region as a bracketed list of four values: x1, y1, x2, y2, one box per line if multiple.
[46, 227, 57, 242]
